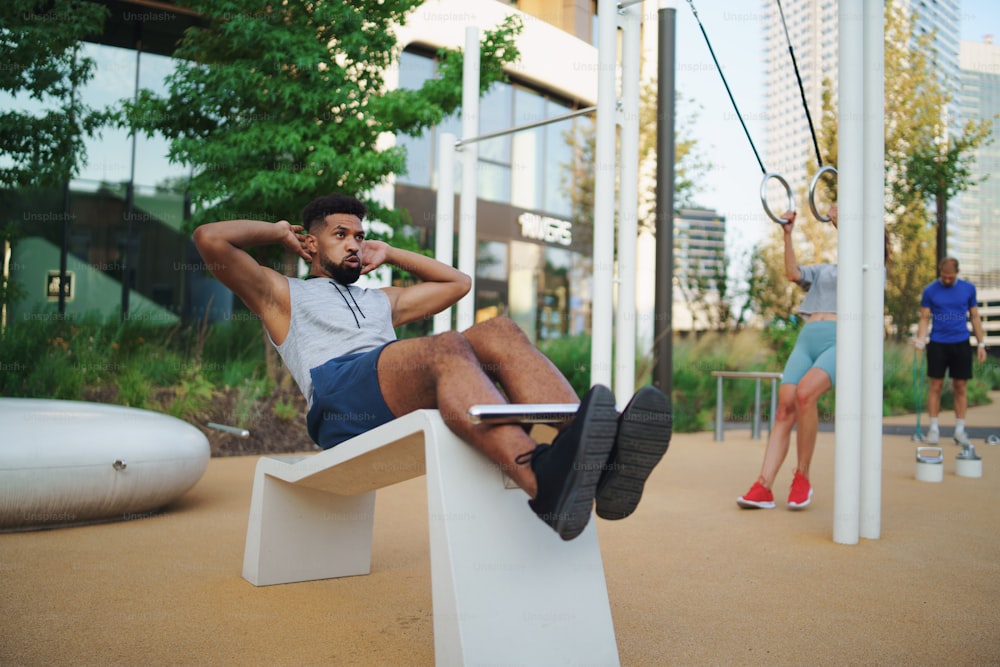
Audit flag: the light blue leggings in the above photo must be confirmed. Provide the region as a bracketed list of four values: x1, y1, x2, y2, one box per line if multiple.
[781, 320, 836, 386]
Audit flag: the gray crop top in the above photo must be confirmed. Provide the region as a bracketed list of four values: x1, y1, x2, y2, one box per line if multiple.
[796, 264, 837, 316]
[269, 277, 397, 407]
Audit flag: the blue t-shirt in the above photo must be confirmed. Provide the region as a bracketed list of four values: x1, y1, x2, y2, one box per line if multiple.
[921, 278, 977, 344]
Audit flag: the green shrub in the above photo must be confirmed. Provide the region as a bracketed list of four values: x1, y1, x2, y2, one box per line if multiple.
[230, 375, 272, 426]
[168, 368, 215, 419]
[116, 365, 152, 408]
[3, 313, 994, 436]
[274, 397, 300, 421]
[537, 335, 592, 398]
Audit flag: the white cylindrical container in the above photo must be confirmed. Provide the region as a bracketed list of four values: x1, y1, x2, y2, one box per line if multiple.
[915, 446, 944, 483]
[956, 444, 983, 478]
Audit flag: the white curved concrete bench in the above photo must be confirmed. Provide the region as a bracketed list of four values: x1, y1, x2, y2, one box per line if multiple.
[242, 408, 619, 666]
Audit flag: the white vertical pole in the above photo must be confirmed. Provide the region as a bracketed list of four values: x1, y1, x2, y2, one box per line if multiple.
[834, 0, 864, 545]
[457, 27, 480, 332]
[859, 1, 885, 540]
[434, 132, 457, 334]
[615, 2, 641, 403]
[592, 0, 618, 389]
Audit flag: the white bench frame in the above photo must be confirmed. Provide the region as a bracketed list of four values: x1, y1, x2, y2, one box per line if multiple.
[242, 409, 620, 666]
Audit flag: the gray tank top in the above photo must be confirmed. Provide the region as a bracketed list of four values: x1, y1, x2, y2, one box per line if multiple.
[270, 277, 397, 407]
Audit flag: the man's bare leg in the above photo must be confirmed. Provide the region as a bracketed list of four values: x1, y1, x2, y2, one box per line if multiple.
[376, 331, 542, 495]
[460, 317, 579, 406]
[464, 318, 671, 522]
[952, 378, 969, 420]
[927, 377, 944, 418]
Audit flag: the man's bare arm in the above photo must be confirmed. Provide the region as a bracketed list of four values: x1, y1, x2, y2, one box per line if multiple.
[363, 241, 471, 326]
[915, 306, 932, 347]
[192, 219, 309, 337]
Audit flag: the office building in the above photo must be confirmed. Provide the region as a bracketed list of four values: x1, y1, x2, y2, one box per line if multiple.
[761, 0, 961, 196]
[957, 37, 1000, 288]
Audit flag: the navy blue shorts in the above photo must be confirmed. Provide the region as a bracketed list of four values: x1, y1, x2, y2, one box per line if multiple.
[306, 342, 397, 449]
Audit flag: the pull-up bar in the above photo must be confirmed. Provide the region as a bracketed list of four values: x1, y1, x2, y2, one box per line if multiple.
[454, 105, 597, 148]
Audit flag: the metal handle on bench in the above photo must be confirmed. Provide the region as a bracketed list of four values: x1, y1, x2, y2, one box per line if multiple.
[468, 404, 579, 425]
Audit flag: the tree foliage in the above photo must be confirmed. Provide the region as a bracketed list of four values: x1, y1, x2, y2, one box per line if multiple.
[563, 84, 709, 240]
[0, 0, 109, 188]
[122, 0, 522, 233]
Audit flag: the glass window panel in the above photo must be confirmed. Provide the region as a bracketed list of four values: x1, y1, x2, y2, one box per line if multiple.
[433, 111, 462, 192]
[478, 83, 512, 164]
[544, 100, 574, 218]
[397, 51, 436, 186]
[398, 132, 431, 187]
[476, 240, 508, 281]
[133, 51, 186, 190]
[511, 89, 546, 211]
[477, 162, 511, 204]
[74, 43, 137, 189]
[398, 50, 435, 90]
[508, 240, 542, 340]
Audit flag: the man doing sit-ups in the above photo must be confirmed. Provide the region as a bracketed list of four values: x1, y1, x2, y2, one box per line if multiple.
[193, 193, 671, 540]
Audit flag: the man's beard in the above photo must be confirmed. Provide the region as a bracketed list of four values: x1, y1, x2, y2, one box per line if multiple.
[321, 256, 361, 285]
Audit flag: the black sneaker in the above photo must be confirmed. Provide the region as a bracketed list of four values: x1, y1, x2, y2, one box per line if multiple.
[516, 384, 617, 541]
[595, 385, 672, 520]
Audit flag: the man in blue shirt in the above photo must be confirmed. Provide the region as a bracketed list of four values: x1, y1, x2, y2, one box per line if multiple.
[915, 257, 988, 445]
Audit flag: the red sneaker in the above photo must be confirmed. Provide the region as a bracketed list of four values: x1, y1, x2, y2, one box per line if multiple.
[787, 471, 813, 509]
[737, 481, 775, 509]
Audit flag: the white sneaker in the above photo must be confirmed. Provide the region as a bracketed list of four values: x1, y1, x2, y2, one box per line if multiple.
[954, 430, 972, 447]
[925, 426, 940, 444]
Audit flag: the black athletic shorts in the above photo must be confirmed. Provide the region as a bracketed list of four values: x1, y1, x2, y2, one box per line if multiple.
[926, 341, 973, 380]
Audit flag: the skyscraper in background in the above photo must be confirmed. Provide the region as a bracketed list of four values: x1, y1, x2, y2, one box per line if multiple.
[761, 0, 961, 196]
[957, 37, 1000, 288]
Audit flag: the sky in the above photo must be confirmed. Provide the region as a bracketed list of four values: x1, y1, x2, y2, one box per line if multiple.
[667, 0, 1000, 269]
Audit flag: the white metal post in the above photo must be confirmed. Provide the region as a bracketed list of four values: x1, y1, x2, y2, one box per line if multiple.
[592, 0, 619, 390]
[434, 132, 457, 334]
[457, 27, 480, 332]
[859, 0, 885, 540]
[615, 2, 641, 403]
[834, 0, 864, 545]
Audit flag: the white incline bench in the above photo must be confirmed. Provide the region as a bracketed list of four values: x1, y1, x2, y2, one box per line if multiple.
[242, 406, 621, 666]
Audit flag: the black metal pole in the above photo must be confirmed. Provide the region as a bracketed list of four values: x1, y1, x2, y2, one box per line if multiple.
[121, 22, 142, 321]
[653, 7, 676, 398]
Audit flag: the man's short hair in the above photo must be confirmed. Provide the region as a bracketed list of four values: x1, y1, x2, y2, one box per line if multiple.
[301, 194, 366, 232]
[939, 256, 960, 273]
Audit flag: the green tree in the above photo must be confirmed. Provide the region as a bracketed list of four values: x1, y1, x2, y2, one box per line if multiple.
[123, 1, 522, 235]
[563, 86, 708, 242]
[907, 123, 994, 266]
[0, 0, 109, 189]
[121, 1, 521, 380]
[638, 86, 709, 230]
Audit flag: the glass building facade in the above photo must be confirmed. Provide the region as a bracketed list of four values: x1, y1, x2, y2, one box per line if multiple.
[394, 48, 595, 341]
[2, 1, 601, 341]
[2, 7, 225, 327]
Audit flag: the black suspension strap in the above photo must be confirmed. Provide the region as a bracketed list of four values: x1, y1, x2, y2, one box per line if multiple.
[776, 0, 823, 168]
[776, 0, 838, 223]
[685, 0, 794, 224]
[685, 0, 765, 175]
